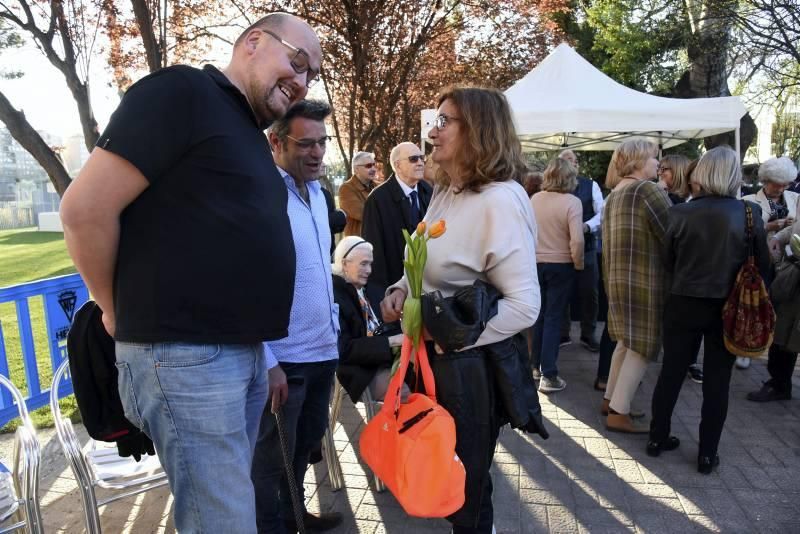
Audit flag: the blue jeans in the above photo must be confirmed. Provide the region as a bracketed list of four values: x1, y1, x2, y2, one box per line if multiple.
[251, 359, 337, 534]
[115, 342, 268, 534]
[532, 263, 576, 379]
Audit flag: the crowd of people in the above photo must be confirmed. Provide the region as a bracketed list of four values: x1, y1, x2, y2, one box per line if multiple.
[56, 10, 799, 534]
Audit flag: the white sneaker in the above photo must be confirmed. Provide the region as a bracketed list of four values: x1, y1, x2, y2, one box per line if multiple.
[539, 376, 567, 393]
[735, 357, 751, 369]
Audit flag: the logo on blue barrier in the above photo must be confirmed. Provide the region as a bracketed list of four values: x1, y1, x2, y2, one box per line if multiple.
[58, 290, 77, 322]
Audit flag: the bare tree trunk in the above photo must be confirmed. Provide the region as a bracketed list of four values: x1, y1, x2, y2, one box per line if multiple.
[0, 91, 72, 196]
[131, 0, 164, 72]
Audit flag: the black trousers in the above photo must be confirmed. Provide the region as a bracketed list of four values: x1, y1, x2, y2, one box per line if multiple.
[650, 295, 734, 458]
[767, 344, 798, 394]
[562, 257, 599, 339]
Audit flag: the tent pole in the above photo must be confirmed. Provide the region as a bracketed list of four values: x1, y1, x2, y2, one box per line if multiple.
[735, 127, 741, 160]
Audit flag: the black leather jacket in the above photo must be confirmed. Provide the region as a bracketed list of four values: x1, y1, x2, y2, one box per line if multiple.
[665, 196, 772, 298]
[428, 334, 547, 528]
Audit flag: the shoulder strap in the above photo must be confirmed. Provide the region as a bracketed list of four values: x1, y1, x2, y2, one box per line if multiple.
[743, 201, 754, 262]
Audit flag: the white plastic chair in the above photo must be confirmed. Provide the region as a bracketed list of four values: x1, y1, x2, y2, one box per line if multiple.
[328, 378, 385, 492]
[50, 358, 169, 534]
[0, 374, 44, 534]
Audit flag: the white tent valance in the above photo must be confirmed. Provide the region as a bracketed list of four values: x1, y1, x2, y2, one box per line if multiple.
[421, 44, 748, 152]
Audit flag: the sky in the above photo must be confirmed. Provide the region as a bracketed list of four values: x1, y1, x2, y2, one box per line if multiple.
[0, 41, 122, 141]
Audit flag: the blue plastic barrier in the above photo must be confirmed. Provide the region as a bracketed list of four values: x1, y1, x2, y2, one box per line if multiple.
[0, 274, 88, 426]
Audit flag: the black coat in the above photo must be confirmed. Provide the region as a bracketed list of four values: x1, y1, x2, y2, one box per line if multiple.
[333, 274, 399, 402]
[361, 176, 432, 288]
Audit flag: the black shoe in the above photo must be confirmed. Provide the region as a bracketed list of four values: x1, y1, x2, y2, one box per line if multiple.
[559, 336, 572, 347]
[646, 436, 680, 457]
[580, 336, 600, 352]
[687, 364, 703, 384]
[697, 454, 720, 475]
[594, 377, 607, 391]
[747, 381, 791, 402]
[285, 511, 343, 533]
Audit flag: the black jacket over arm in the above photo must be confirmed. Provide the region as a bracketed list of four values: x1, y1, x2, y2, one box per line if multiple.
[361, 176, 432, 288]
[333, 274, 398, 402]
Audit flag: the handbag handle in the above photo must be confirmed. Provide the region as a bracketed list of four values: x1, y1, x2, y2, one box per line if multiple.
[382, 336, 437, 417]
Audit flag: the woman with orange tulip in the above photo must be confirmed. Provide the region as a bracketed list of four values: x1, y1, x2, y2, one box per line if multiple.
[382, 86, 543, 534]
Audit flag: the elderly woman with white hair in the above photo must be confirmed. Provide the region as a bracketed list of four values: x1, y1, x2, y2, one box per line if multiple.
[737, 156, 799, 370]
[743, 156, 799, 237]
[331, 236, 408, 402]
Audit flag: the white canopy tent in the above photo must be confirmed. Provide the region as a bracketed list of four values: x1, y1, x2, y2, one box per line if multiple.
[421, 43, 748, 153]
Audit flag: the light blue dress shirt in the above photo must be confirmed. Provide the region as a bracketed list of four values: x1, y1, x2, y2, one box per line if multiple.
[265, 168, 339, 368]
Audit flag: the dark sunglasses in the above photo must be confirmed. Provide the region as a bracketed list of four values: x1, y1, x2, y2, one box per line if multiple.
[407, 155, 425, 163]
[262, 29, 320, 88]
[358, 162, 376, 169]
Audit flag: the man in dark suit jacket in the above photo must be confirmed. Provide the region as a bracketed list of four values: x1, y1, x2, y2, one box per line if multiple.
[362, 142, 433, 288]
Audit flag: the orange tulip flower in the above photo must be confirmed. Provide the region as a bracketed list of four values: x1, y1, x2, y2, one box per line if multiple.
[428, 219, 446, 239]
[416, 221, 426, 236]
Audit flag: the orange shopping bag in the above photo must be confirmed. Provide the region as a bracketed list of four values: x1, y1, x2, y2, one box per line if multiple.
[359, 337, 466, 517]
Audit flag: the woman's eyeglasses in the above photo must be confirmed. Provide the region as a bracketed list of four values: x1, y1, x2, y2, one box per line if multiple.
[434, 114, 461, 130]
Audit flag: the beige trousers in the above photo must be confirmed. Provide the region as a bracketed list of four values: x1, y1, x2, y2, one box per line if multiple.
[604, 342, 648, 414]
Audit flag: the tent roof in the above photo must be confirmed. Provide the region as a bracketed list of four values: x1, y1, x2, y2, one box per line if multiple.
[503, 43, 747, 151]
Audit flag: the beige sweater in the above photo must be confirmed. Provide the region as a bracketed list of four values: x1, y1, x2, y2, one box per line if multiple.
[390, 180, 541, 348]
[530, 191, 584, 270]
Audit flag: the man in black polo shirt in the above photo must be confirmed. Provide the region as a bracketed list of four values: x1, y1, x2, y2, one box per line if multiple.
[60, 13, 321, 533]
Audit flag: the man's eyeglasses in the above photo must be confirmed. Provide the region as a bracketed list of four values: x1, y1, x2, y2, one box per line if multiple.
[262, 29, 320, 88]
[407, 155, 425, 163]
[286, 135, 331, 150]
[357, 162, 376, 169]
[434, 114, 461, 130]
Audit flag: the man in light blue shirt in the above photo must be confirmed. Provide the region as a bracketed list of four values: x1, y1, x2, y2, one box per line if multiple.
[251, 100, 342, 534]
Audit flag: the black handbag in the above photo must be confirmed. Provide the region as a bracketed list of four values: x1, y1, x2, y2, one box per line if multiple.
[421, 279, 501, 352]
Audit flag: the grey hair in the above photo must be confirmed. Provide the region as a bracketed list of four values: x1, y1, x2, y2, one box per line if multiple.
[389, 142, 419, 174]
[268, 99, 331, 144]
[351, 151, 375, 170]
[691, 146, 741, 198]
[332, 236, 373, 276]
[558, 149, 577, 165]
[758, 156, 797, 185]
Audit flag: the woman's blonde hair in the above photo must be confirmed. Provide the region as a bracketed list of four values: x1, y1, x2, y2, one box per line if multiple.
[435, 86, 528, 193]
[606, 139, 659, 188]
[542, 158, 577, 193]
[691, 146, 741, 198]
[659, 154, 691, 199]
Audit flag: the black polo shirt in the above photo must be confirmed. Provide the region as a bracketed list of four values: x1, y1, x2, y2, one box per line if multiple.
[97, 65, 295, 344]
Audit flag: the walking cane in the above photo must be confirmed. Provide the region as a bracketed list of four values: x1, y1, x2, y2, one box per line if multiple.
[275, 404, 306, 534]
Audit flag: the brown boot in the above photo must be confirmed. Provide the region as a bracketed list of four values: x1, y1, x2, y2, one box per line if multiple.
[606, 412, 649, 433]
[601, 398, 645, 418]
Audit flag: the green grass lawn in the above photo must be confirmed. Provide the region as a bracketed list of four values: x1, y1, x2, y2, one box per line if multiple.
[0, 227, 79, 431]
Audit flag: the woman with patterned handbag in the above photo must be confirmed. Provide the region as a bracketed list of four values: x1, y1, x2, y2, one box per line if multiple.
[649, 147, 771, 474]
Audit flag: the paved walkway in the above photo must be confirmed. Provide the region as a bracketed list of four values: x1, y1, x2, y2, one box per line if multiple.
[5, 336, 799, 533]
